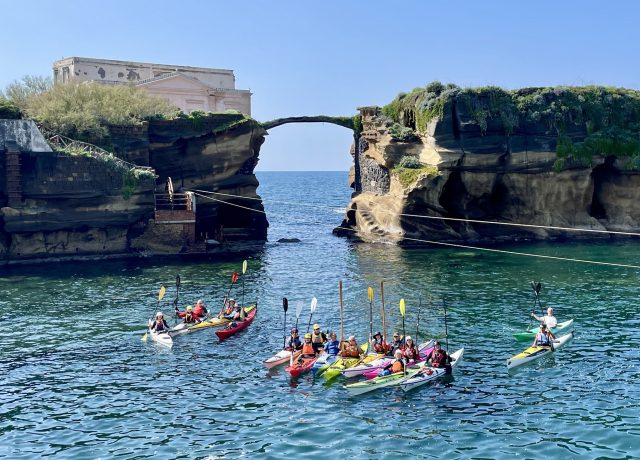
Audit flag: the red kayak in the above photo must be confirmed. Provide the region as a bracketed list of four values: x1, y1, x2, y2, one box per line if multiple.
[215, 307, 257, 342]
[286, 356, 318, 378]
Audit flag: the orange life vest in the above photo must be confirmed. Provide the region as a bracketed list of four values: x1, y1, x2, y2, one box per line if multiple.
[342, 343, 360, 358]
[302, 342, 315, 356]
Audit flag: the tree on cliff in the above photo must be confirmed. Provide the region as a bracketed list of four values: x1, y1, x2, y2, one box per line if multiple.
[23, 81, 178, 143]
[2, 75, 52, 112]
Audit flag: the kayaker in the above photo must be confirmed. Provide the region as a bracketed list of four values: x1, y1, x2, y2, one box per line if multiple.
[324, 332, 341, 355]
[533, 323, 556, 347]
[380, 350, 405, 376]
[531, 307, 558, 329]
[402, 336, 419, 362]
[370, 331, 387, 354]
[311, 324, 327, 353]
[286, 328, 303, 351]
[220, 298, 236, 318]
[150, 312, 169, 332]
[300, 333, 317, 359]
[388, 332, 404, 356]
[192, 299, 209, 318]
[341, 336, 362, 358]
[426, 341, 449, 368]
[176, 305, 200, 324]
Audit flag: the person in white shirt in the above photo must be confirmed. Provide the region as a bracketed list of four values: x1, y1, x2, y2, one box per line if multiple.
[532, 307, 558, 329]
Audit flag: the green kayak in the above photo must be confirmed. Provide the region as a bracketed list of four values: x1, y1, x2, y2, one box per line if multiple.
[512, 319, 574, 341]
[344, 366, 422, 396]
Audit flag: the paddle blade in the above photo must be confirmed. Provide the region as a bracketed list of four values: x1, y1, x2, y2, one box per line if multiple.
[158, 285, 166, 301]
[175, 274, 181, 288]
[283, 297, 289, 312]
[367, 287, 373, 303]
[231, 271, 239, 284]
[399, 298, 406, 317]
[141, 331, 148, 341]
[295, 301, 303, 318]
[242, 260, 248, 274]
[310, 297, 318, 313]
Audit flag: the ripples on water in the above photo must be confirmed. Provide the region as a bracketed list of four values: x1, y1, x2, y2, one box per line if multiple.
[1, 171, 639, 459]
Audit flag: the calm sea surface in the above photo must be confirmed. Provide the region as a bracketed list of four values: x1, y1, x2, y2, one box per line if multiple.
[1, 171, 639, 459]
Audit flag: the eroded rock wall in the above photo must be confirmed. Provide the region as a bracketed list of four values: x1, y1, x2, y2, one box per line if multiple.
[338, 106, 640, 244]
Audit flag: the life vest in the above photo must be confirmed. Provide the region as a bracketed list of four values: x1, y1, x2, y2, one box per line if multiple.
[325, 340, 340, 355]
[431, 350, 446, 368]
[373, 341, 385, 354]
[184, 312, 195, 323]
[301, 342, 315, 357]
[342, 343, 360, 358]
[536, 333, 551, 346]
[312, 331, 324, 344]
[288, 337, 302, 350]
[193, 305, 204, 317]
[404, 345, 418, 360]
[391, 360, 404, 373]
[153, 320, 167, 332]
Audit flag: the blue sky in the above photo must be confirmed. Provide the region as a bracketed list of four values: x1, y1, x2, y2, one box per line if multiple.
[2, 0, 639, 171]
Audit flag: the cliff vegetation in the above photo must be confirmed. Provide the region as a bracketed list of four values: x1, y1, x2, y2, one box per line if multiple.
[382, 82, 640, 170]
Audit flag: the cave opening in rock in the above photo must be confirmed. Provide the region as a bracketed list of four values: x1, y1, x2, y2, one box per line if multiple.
[589, 156, 617, 220]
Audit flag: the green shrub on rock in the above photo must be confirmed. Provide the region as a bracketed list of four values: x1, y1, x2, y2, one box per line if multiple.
[0, 98, 22, 119]
[25, 81, 177, 143]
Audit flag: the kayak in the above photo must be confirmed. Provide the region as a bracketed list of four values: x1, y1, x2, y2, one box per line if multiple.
[263, 348, 302, 369]
[507, 331, 574, 369]
[148, 328, 173, 348]
[215, 307, 257, 342]
[348, 340, 434, 379]
[399, 348, 464, 392]
[512, 319, 574, 341]
[323, 343, 372, 382]
[313, 353, 338, 375]
[286, 355, 319, 378]
[172, 304, 256, 335]
[344, 366, 423, 396]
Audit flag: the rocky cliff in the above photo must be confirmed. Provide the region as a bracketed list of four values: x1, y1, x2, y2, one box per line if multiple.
[337, 84, 640, 244]
[0, 114, 268, 264]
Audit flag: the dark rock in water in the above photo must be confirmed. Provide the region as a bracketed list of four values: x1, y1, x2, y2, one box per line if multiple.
[277, 238, 301, 243]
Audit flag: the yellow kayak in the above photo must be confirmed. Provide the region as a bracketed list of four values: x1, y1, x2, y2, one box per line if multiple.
[322, 343, 371, 381]
[182, 304, 256, 332]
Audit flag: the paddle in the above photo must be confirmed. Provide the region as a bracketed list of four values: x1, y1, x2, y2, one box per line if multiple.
[380, 281, 387, 347]
[241, 260, 248, 317]
[339, 280, 344, 346]
[400, 298, 407, 375]
[219, 271, 239, 318]
[443, 297, 452, 374]
[291, 300, 305, 367]
[142, 285, 166, 341]
[306, 297, 318, 333]
[367, 286, 374, 352]
[294, 300, 304, 330]
[415, 292, 422, 341]
[282, 297, 289, 349]
[528, 281, 542, 330]
[172, 274, 181, 326]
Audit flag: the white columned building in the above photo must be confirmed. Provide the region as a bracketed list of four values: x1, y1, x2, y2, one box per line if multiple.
[52, 57, 252, 116]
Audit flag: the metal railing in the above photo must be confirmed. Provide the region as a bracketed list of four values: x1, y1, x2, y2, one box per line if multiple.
[154, 192, 194, 211]
[38, 125, 154, 174]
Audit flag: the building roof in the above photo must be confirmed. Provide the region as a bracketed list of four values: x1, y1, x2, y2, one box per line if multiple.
[52, 56, 234, 75]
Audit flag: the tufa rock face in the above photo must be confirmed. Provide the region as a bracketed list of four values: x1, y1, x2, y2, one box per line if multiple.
[337, 89, 640, 245]
[1, 115, 268, 263]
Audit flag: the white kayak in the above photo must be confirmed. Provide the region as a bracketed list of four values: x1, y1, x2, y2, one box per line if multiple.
[341, 340, 434, 379]
[263, 348, 302, 369]
[507, 331, 574, 369]
[399, 348, 464, 392]
[148, 329, 173, 348]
